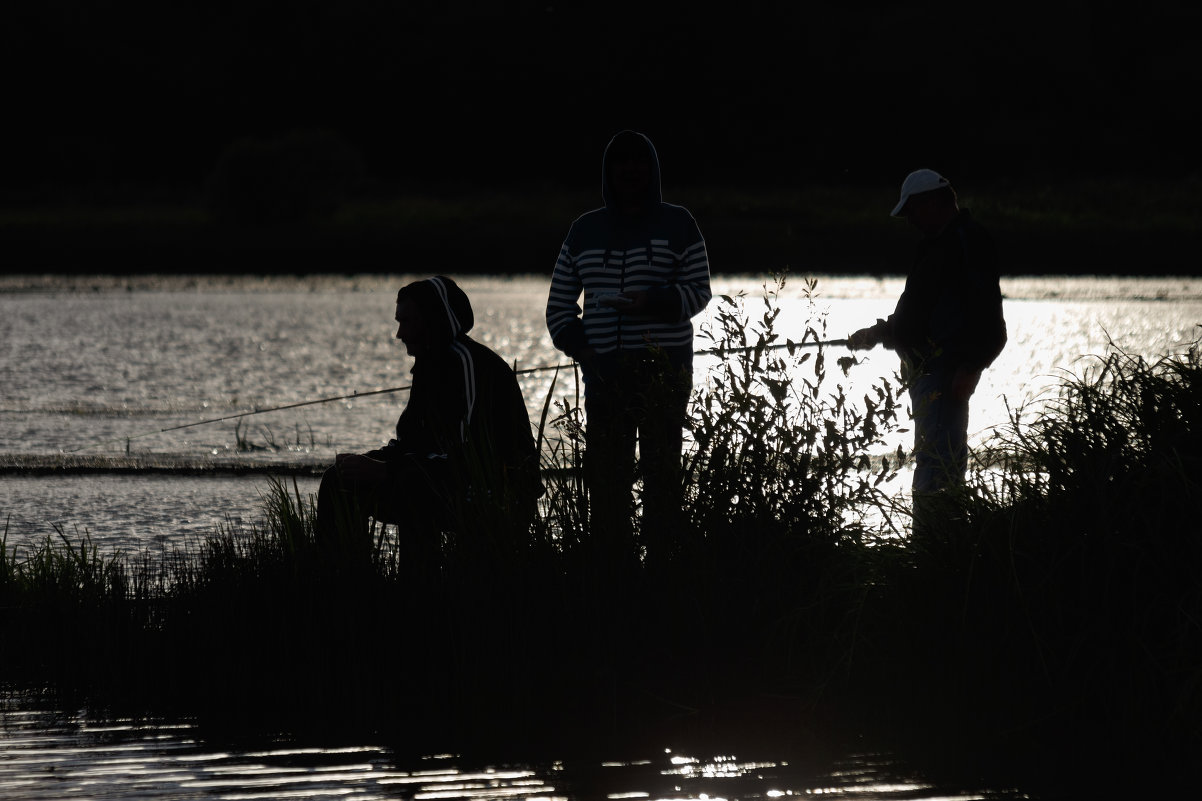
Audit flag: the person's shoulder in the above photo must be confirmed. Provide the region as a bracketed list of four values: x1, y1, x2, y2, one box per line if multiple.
[654, 201, 703, 232]
[462, 336, 515, 371]
[951, 211, 1002, 277]
[956, 208, 992, 236]
[658, 201, 696, 218]
[570, 206, 607, 227]
[959, 212, 998, 252]
[562, 207, 608, 242]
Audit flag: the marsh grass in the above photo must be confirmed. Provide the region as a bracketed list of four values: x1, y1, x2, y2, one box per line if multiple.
[3, 282, 1201, 788]
[856, 339, 1202, 789]
[0, 524, 144, 701]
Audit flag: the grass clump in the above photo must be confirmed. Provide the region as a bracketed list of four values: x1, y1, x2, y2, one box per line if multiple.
[0, 525, 152, 702]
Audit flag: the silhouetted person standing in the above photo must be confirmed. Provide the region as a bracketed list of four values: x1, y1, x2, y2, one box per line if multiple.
[546, 130, 712, 563]
[848, 169, 1006, 533]
[317, 276, 542, 566]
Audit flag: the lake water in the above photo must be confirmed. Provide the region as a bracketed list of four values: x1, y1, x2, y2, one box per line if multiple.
[3, 272, 1200, 555]
[2, 271, 1201, 799]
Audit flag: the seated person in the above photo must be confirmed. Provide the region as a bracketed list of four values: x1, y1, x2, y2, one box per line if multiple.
[315, 275, 543, 563]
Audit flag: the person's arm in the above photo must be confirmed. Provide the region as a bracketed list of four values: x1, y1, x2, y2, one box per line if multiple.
[415, 352, 472, 457]
[930, 221, 1006, 371]
[362, 358, 465, 482]
[625, 216, 711, 322]
[960, 228, 1007, 371]
[849, 317, 895, 350]
[546, 239, 590, 359]
[671, 223, 713, 321]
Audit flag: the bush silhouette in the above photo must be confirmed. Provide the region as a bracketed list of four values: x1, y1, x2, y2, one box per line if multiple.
[206, 129, 364, 225]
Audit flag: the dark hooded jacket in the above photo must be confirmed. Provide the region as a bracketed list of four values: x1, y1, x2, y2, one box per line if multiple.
[369, 276, 542, 508]
[876, 209, 1007, 376]
[545, 130, 712, 381]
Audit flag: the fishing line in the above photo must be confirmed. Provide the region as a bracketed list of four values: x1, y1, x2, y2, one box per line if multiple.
[63, 338, 848, 454]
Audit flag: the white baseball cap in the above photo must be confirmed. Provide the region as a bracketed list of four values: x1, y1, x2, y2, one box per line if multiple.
[891, 168, 950, 217]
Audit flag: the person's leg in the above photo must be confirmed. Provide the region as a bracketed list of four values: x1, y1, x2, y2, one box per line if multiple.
[315, 454, 451, 569]
[634, 363, 691, 565]
[374, 456, 454, 573]
[910, 371, 973, 534]
[315, 464, 378, 565]
[584, 378, 638, 553]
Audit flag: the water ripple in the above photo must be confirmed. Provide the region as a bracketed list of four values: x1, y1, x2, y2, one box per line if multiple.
[0, 703, 1031, 800]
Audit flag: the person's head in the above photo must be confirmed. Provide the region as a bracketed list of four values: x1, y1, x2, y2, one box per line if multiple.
[891, 168, 959, 236]
[602, 130, 661, 214]
[394, 295, 428, 357]
[394, 275, 474, 357]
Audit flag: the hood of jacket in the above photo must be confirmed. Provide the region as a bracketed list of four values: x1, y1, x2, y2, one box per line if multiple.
[396, 275, 474, 350]
[601, 129, 663, 212]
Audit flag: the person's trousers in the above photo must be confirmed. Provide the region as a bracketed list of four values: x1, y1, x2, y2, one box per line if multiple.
[909, 371, 974, 493]
[909, 370, 977, 534]
[584, 355, 691, 558]
[315, 456, 448, 566]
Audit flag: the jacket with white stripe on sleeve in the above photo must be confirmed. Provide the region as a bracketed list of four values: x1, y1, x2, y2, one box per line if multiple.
[545, 131, 711, 373]
[368, 276, 542, 506]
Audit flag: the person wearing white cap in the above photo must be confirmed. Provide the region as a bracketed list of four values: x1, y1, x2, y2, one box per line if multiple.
[848, 169, 1007, 534]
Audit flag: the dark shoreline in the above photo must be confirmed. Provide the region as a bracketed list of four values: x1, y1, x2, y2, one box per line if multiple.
[5, 221, 1198, 277]
[0, 454, 325, 477]
[4, 178, 1199, 276]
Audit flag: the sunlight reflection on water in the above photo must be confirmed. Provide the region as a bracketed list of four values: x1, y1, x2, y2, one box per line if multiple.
[0, 703, 1026, 801]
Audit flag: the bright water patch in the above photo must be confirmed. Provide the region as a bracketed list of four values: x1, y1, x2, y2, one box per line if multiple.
[1, 474, 321, 555]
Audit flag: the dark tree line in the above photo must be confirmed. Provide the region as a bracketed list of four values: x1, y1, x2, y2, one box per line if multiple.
[5, 2, 1199, 202]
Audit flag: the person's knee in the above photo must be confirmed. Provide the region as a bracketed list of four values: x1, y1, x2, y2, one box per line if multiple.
[318, 464, 343, 495]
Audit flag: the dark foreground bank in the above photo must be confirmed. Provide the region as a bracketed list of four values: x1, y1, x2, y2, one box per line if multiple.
[2, 285, 1200, 798]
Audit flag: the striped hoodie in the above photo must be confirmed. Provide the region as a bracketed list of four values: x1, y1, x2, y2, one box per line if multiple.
[545, 130, 711, 372]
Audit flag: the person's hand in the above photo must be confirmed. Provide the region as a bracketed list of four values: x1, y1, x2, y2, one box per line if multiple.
[335, 453, 388, 483]
[848, 326, 879, 350]
[598, 290, 649, 314]
[597, 292, 633, 311]
[572, 346, 610, 384]
[617, 290, 650, 314]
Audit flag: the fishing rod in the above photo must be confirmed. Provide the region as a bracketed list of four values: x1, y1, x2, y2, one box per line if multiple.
[697, 338, 848, 357]
[63, 338, 849, 453]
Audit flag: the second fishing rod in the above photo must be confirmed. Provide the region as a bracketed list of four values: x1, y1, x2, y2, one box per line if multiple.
[64, 337, 850, 454]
